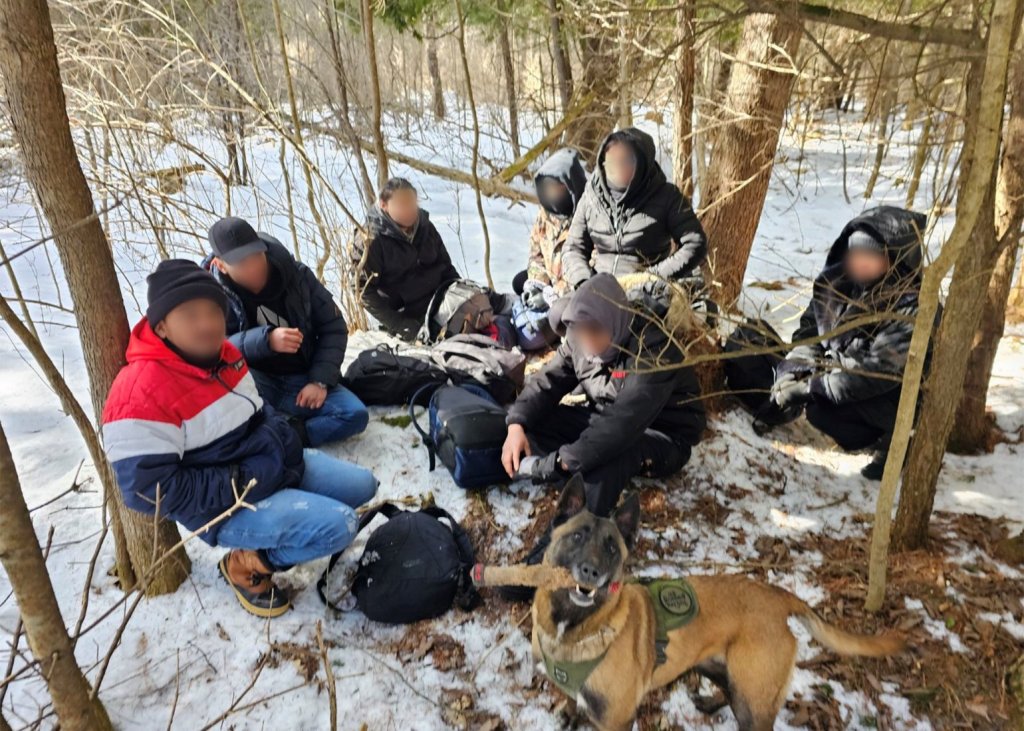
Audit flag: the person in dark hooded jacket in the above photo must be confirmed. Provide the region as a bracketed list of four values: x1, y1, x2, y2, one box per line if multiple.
[502, 273, 706, 517]
[352, 177, 461, 341]
[770, 206, 930, 480]
[204, 217, 368, 448]
[520, 148, 587, 298]
[561, 128, 707, 290]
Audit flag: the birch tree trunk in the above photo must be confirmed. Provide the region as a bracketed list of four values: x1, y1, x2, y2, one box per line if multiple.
[0, 419, 114, 731]
[697, 13, 803, 309]
[0, 0, 189, 595]
[867, 0, 1019, 608]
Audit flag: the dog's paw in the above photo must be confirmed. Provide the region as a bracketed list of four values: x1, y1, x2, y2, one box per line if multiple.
[692, 691, 728, 715]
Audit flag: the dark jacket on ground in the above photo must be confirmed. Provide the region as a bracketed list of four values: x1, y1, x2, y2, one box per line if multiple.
[781, 206, 930, 405]
[204, 237, 348, 387]
[352, 206, 460, 341]
[507, 274, 705, 474]
[561, 127, 707, 289]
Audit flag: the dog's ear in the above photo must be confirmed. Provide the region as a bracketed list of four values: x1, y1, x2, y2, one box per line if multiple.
[612, 492, 641, 548]
[553, 474, 587, 525]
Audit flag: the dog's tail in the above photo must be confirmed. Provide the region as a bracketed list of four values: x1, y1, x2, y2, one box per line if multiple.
[793, 604, 904, 657]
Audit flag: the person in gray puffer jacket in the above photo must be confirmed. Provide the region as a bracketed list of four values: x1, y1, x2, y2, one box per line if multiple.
[770, 205, 934, 480]
[561, 127, 707, 290]
[502, 273, 705, 517]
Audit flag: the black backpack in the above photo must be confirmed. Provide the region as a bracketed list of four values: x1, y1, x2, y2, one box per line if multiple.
[411, 383, 510, 490]
[317, 503, 481, 623]
[343, 344, 449, 406]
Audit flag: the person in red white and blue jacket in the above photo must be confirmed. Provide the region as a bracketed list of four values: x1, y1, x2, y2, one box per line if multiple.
[102, 260, 377, 618]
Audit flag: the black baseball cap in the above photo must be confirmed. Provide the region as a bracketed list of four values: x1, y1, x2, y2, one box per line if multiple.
[208, 217, 267, 264]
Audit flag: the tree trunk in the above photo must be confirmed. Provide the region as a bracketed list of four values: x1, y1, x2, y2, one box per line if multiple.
[614, 17, 633, 129]
[0, 419, 114, 731]
[496, 0, 521, 162]
[360, 0, 389, 188]
[426, 31, 446, 121]
[324, 0, 375, 207]
[1010, 254, 1024, 322]
[891, 7, 1022, 552]
[547, 0, 573, 117]
[949, 54, 1024, 453]
[698, 13, 803, 309]
[672, 0, 697, 198]
[0, 0, 189, 595]
[866, 0, 1019, 608]
[566, 32, 618, 162]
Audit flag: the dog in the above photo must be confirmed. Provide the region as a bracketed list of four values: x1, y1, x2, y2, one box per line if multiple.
[530, 475, 904, 731]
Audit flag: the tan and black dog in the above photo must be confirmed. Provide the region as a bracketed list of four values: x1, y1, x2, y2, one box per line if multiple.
[530, 475, 904, 731]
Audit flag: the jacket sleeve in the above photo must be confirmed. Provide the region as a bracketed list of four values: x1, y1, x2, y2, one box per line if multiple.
[102, 417, 283, 526]
[526, 212, 553, 286]
[649, 186, 707, 280]
[558, 366, 680, 474]
[506, 343, 579, 427]
[778, 302, 824, 378]
[305, 267, 348, 387]
[228, 326, 274, 365]
[809, 305, 915, 404]
[561, 195, 595, 289]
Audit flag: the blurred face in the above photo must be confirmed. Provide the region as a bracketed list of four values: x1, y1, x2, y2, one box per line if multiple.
[215, 252, 269, 293]
[540, 179, 568, 205]
[154, 299, 226, 361]
[571, 320, 613, 359]
[382, 188, 419, 229]
[845, 248, 890, 285]
[602, 142, 636, 189]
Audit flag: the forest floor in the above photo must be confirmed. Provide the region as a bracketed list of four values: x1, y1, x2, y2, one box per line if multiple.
[1, 103, 1023, 730]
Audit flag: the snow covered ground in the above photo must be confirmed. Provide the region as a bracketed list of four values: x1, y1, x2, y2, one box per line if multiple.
[1, 103, 1022, 730]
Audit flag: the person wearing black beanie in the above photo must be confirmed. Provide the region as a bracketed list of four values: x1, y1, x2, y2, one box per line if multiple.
[146, 259, 228, 327]
[146, 259, 229, 370]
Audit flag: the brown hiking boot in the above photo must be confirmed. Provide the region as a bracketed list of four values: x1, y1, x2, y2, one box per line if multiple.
[218, 550, 291, 618]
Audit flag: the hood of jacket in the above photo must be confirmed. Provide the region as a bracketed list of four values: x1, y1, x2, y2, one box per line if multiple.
[823, 206, 927, 284]
[561, 273, 633, 361]
[535, 147, 587, 217]
[592, 127, 666, 210]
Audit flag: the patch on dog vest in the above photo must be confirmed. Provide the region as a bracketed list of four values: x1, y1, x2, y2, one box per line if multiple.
[542, 651, 606, 699]
[641, 578, 699, 665]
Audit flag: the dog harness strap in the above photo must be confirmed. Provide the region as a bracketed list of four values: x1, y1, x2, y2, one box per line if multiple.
[542, 649, 607, 699]
[641, 578, 700, 666]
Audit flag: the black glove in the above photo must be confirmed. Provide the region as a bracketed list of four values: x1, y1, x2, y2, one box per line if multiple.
[532, 451, 567, 484]
[771, 373, 813, 409]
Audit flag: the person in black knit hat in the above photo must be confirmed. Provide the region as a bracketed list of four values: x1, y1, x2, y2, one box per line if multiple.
[203, 217, 368, 448]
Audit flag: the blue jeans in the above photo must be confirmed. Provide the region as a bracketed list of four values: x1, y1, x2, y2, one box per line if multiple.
[251, 371, 369, 447]
[216, 449, 378, 569]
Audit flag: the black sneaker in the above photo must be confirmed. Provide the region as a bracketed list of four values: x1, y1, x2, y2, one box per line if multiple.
[496, 531, 551, 603]
[861, 450, 888, 481]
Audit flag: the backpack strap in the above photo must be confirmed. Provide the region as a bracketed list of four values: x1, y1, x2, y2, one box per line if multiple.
[408, 383, 442, 471]
[419, 505, 482, 611]
[316, 502, 401, 612]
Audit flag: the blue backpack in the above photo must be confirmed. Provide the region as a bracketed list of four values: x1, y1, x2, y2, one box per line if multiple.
[410, 383, 510, 490]
[512, 297, 559, 352]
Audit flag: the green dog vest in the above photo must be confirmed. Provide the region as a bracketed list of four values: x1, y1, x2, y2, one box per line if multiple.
[541, 578, 699, 698]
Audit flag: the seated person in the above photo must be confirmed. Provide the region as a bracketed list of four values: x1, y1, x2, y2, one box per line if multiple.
[101, 260, 378, 617]
[501, 273, 706, 521]
[205, 217, 367, 447]
[770, 206, 929, 480]
[352, 177, 461, 341]
[561, 127, 707, 290]
[515, 147, 587, 301]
